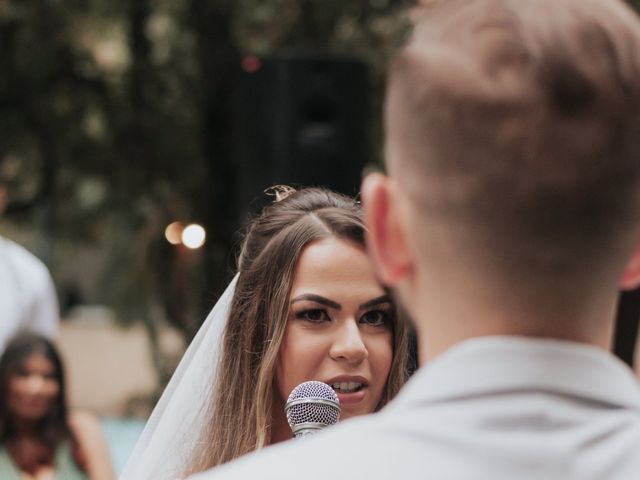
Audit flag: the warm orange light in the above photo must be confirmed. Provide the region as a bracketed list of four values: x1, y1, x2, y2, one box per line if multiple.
[165, 222, 184, 245]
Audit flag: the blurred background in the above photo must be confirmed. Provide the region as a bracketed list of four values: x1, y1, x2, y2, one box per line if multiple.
[2, 0, 640, 474]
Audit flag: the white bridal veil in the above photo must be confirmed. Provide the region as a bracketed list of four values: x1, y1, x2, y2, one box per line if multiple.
[119, 275, 239, 480]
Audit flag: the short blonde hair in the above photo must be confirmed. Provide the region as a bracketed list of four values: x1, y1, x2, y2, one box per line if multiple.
[387, 0, 640, 280]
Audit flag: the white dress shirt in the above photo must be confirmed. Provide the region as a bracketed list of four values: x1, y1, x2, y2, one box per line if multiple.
[191, 336, 640, 480]
[0, 236, 59, 352]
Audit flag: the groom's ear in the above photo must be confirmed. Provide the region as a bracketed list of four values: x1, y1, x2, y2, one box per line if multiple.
[361, 173, 413, 286]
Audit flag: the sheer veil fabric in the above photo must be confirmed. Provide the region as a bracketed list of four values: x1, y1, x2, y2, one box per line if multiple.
[119, 275, 239, 480]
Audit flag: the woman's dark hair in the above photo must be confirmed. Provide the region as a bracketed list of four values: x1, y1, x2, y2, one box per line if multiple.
[0, 333, 79, 474]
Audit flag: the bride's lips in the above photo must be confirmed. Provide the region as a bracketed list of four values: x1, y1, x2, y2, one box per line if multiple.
[325, 376, 368, 405]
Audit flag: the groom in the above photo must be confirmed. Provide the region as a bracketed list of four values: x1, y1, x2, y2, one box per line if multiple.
[192, 0, 640, 478]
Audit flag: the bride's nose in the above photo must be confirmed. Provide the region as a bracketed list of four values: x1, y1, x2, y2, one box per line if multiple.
[329, 319, 367, 363]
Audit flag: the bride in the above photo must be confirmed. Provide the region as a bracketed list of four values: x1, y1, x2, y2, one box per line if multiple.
[120, 187, 413, 479]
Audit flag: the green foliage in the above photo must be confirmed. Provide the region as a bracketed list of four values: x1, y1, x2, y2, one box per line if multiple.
[0, 0, 414, 341]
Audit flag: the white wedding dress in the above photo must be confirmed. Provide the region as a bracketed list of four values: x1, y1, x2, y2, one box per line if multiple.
[119, 275, 238, 480]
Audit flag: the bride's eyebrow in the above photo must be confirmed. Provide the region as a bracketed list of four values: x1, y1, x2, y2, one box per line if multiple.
[359, 295, 392, 310]
[289, 294, 341, 310]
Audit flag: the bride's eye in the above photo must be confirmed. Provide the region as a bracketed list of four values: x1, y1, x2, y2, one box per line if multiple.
[360, 310, 391, 327]
[296, 309, 330, 323]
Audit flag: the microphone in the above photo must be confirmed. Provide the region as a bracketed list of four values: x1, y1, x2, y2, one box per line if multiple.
[284, 381, 341, 438]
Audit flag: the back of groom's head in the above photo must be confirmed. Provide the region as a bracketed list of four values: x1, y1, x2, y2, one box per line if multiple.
[384, 0, 640, 294]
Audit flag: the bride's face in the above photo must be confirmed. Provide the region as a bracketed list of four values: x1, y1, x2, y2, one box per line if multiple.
[276, 237, 394, 421]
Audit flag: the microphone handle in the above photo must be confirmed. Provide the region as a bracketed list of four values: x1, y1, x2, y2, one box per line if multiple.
[292, 422, 327, 439]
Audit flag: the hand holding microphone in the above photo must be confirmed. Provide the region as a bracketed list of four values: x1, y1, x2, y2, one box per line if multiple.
[284, 381, 341, 438]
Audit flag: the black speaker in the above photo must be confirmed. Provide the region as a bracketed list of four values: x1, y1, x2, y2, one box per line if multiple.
[233, 53, 369, 218]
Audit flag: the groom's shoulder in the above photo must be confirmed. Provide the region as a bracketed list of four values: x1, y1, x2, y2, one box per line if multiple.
[189, 415, 399, 480]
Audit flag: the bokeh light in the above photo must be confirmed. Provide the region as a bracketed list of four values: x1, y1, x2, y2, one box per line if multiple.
[241, 55, 261, 73]
[165, 222, 184, 245]
[182, 224, 206, 249]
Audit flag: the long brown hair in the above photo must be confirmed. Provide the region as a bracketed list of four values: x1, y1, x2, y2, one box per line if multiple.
[188, 187, 410, 473]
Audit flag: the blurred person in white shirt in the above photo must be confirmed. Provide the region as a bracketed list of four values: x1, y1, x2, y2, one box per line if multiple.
[0, 180, 59, 353]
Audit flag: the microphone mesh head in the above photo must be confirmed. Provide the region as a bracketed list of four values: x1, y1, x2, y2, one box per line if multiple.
[285, 381, 340, 429]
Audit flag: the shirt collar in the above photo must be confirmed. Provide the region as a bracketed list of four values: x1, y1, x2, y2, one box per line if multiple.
[393, 336, 640, 411]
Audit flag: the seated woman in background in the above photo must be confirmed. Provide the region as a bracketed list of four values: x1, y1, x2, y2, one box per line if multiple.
[121, 187, 414, 480]
[0, 333, 114, 480]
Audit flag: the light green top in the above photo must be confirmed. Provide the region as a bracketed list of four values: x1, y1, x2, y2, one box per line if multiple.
[0, 443, 88, 480]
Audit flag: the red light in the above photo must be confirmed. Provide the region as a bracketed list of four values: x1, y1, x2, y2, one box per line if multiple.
[241, 55, 261, 73]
